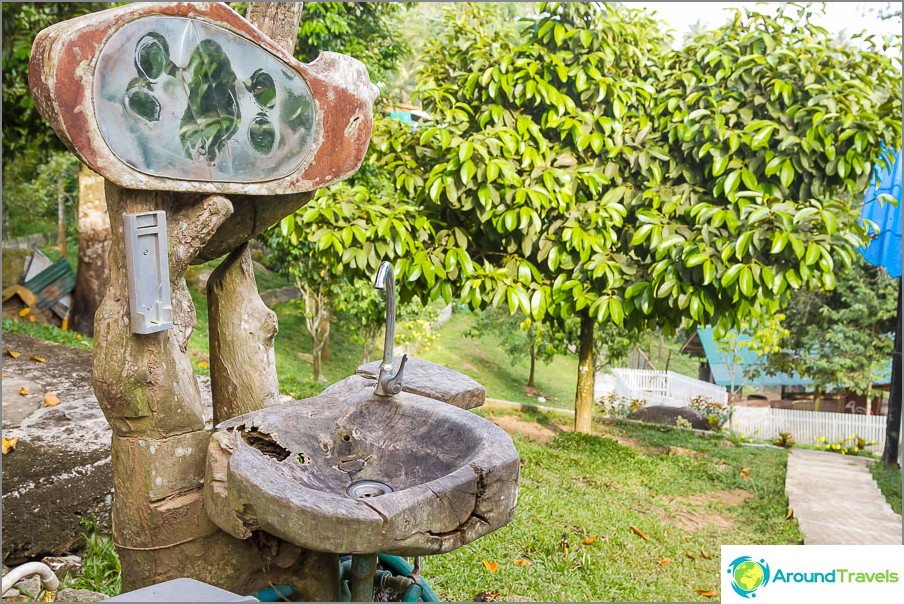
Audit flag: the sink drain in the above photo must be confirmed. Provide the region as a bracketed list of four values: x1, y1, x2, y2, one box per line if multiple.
[347, 480, 393, 499]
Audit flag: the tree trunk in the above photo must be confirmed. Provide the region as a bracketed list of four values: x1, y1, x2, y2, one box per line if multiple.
[528, 343, 536, 388]
[303, 283, 331, 382]
[882, 277, 901, 466]
[208, 243, 280, 425]
[246, 1, 305, 53]
[56, 178, 67, 259]
[362, 326, 379, 365]
[70, 165, 110, 336]
[574, 311, 595, 434]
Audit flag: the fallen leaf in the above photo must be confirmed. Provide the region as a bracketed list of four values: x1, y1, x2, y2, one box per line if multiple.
[513, 557, 532, 567]
[658, 558, 671, 566]
[28, 315, 35, 323]
[18, 307, 31, 317]
[44, 392, 61, 407]
[199, 361, 209, 369]
[685, 551, 696, 562]
[19, 387, 29, 396]
[2, 372, 7, 379]
[700, 550, 711, 560]
[5, 349, 21, 359]
[581, 537, 597, 546]
[785, 508, 794, 519]
[2, 436, 19, 454]
[694, 589, 718, 598]
[473, 591, 501, 602]
[28, 355, 46, 363]
[482, 560, 499, 573]
[630, 527, 650, 541]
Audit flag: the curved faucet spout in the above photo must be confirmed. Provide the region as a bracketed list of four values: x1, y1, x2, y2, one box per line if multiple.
[374, 261, 407, 396]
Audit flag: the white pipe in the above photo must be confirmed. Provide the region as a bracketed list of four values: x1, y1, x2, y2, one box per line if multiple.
[1, 562, 60, 595]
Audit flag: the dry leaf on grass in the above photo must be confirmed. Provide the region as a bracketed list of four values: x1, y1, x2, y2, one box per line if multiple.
[28, 315, 35, 323]
[28, 355, 46, 363]
[630, 526, 650, 541]
[658, 558, 671, 566]
[44, 392, 61, 407]
[785, 508, 794, 519]
[482, 560, 499, 573]
[694, 589, 718, 597]
[18, 387, 29, 396]
[685, 551, 696, 562]
[739, 467, 751, 481]
[5, 349, 21, 359]
[581, 537, 597, 546]
[513, 557, 532, 567]
[700, 550, 711, 560]
[18, 307, 31, 317]
[2, 436, 19, 454]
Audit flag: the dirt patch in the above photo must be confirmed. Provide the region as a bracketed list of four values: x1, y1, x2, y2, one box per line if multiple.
[659, 507, 735, 532]
[486, 413, 570, 444]
[717, 488, 755, 506]
[655, 488, 754, 533]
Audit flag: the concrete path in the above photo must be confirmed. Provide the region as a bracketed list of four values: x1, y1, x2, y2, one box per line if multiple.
[785, 448, 902, 544]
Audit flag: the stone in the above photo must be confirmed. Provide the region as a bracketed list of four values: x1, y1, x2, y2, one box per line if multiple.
[11, 577, 40, 600]
[260, 286, 302, 308]
[41, 555, 82, 580]
[627, 405, 711, 430]
[357, 356, 486, 409]
[55, 588, 107, 602]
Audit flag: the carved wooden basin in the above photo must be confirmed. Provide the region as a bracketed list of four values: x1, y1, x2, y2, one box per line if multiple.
[204, 375, 519, 555]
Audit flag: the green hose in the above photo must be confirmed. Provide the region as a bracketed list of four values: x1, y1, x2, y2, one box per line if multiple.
[376, 554, 440, 603]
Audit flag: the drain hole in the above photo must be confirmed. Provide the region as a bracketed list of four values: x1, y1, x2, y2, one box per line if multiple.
[240, 429, 290, 461]
[342, 434, 352, 442]
[347, 480, 393, 499]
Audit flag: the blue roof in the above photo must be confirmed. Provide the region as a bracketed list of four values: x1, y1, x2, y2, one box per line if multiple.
[696, 327, 812, 388]
[859, 147, 902, 278]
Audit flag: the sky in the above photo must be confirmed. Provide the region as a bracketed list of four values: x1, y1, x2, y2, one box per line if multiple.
[628, 2, 902, 46]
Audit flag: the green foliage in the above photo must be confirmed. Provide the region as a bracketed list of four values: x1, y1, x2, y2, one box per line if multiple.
[294, 2, 413, 91]
[465, 307, 564, 376]
[2, 149, 79, 239]
[688, 395, 733, 431]
[754, 259, 898, 395]
[772, 432, 796, 449]
[62, 518, 122, 597]
[869, 460, 902, 515]
[2, 318, 92, 350]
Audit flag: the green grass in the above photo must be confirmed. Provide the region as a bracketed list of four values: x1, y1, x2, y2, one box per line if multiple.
[2, 317, 93, 350]
[420, 310, 578, 408]
[869, 461, 903, 515]
[60, 518, 122, 597]
[423, 409, 803, 602]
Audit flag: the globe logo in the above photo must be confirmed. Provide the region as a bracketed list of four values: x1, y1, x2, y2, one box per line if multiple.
[727, 556, 771, 598]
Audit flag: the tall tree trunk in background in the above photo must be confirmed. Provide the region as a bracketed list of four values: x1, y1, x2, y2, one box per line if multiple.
[303, 282, 331, 382]
[882, 278, 901, 466]
[528, 343, 536, 388]
[70, 165, 110, 336]
[574, 311, 595, 433]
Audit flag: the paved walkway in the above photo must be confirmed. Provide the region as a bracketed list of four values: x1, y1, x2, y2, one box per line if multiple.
[785, 448, 902, 544]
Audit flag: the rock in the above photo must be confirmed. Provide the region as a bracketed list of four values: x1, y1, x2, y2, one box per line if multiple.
[260, 285, 302, 308]
[627, 405, 710, 430]
[55, 588, 107, 601]
[1, 334, 216, 564]
[12, 576, 40, 599]
[41, 555, 82, 580]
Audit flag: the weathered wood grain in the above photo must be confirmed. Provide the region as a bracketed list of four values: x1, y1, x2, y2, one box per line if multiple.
[356, 356, 486, 410]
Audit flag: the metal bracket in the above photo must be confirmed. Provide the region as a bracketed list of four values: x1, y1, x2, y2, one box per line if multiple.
[123, 211, 173, 334]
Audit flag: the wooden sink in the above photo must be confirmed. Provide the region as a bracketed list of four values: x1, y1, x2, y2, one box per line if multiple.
[203, 375, 519, 555]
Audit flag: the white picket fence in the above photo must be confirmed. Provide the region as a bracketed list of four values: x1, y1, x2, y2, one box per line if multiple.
[731, 407, 887, 450]
[611, 368, 728, 406]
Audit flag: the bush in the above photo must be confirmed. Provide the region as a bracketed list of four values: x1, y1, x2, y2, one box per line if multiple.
[688, 395, 732, 431]
[772, 432, 795, 449]
[597, 392, 644, 419]
[814, 434, 878, 456]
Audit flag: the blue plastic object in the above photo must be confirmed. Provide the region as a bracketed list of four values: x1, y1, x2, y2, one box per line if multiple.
[859, 147, 902, 278]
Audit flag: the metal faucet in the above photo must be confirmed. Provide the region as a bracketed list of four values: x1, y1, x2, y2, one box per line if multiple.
[373, 261, 408, 397]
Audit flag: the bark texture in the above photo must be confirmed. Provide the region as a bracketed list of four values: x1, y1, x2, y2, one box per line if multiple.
[70, 165, 110, 336]
[208, 244, 280, 425]
[574, 311, 595, 434]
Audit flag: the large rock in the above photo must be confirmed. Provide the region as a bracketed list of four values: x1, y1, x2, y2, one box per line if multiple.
[1, 334, 217, 564]
[627, 405, 711, 430]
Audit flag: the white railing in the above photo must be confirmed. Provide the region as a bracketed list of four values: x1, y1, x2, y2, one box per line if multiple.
[610, 368, 728, 406]
[731, 407, 887, 450]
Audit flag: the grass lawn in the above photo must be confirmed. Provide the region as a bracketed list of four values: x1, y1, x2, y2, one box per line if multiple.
[423, 408, 803, 602]
[420, 309, 579, 408]
[869, 461, 903, 515]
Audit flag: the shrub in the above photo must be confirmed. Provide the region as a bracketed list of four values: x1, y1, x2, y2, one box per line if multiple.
[772, 432, 795, 448]
[814, 434, 878, 456]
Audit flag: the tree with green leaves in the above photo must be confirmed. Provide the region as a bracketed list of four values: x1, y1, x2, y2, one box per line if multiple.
[281, 2, 901, 435]
[754, 257, 897, 398]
